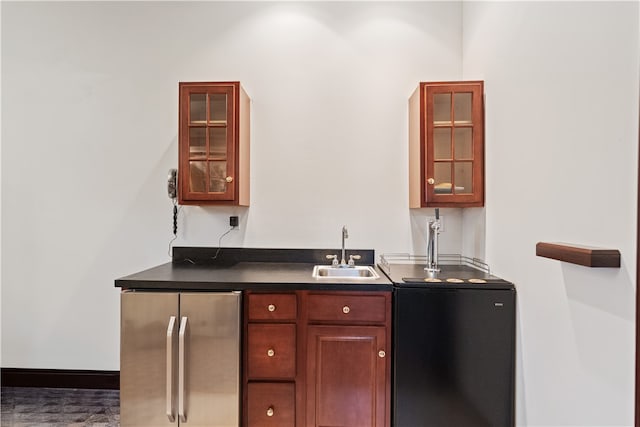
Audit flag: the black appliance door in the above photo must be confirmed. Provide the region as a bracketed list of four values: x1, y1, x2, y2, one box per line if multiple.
[393, 288, 515, 427]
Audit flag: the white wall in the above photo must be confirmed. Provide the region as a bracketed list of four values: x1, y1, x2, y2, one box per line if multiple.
[463, 2, 638, 426]
[2, 2, 638, 426]
[1, 2, 463, 370]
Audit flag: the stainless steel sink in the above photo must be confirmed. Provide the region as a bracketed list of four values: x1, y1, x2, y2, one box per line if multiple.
[312, 265, 380, 280]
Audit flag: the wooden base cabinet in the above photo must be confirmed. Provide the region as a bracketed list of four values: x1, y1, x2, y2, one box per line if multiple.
[306, 325, 388, 427]
[243, 290, 391, 427]
[305, 292, 390, 427]
[244, 293, 298, 427]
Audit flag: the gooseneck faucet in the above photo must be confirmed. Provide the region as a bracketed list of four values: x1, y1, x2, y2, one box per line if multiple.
[425, 209, 441, 273]
[341, 225, 349, 266]
[324, 225, 361, 268]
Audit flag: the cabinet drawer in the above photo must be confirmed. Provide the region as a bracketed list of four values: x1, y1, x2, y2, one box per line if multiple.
[247, 382, 295, 427]
[308, 293, 388, 323]
[247, 324, 296, 379]
[247, 293, 297, 321]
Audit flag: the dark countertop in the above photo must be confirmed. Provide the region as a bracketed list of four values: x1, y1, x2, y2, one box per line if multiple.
[115, 247, 392, 292]
[380, 263, 515, 290]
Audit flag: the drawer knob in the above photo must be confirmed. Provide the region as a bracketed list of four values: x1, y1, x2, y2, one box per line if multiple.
[378, 350, 386, 358]
[342, 305, 350, 314]
[267, 304, 276, 312]
[267, 406, 274, 417]
[267, 348, 275, 357]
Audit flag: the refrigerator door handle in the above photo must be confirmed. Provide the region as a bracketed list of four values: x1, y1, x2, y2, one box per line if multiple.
[166, 316, 177, 423]
[178, 316, 188, 423]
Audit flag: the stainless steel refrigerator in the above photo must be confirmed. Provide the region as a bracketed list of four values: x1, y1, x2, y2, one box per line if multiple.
[121, 291, 241, 426]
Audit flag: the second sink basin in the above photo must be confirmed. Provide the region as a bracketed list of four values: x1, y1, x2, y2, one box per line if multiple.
[312, 265, 380, 280]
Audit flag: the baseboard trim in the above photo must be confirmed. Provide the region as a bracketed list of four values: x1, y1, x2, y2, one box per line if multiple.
[1, 368, 119, 390]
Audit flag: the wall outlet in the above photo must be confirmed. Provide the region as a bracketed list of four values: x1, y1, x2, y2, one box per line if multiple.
[229, 215, 239, 227]
[426, 215, 445, 232]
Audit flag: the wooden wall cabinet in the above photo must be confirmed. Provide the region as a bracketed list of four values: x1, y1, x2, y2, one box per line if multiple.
[244, 291, 391, 427]
[178, 81, 250, 205]
[409, 81, 484, 208]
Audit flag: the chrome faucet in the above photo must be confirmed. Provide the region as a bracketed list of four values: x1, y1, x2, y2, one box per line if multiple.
[425, 209, 441, 273]
[325, 226, 361, 268]
[341, 225, 349, 266]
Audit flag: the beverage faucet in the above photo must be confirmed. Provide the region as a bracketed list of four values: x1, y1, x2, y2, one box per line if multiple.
[425, 209, 441, 273]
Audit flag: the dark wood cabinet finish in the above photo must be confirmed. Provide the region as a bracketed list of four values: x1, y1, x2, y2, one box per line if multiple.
[305, 291, 391, 427]
[306, 325, 388, 427]
[247, 382, 295, 427]
[243, 290, 391, 427]
[307, 293, 387, 323]
[247, 293, 297, 321]
[178, 81, 250, 205]
[409, 81, 484, 207]
[244, 292, 298, 427]
[247, 324, 296, 379]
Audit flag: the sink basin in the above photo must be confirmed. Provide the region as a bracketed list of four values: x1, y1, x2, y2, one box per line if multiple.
[312, 265, 380, 280]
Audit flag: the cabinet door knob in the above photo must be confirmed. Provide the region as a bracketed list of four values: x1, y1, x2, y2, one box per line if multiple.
[266, 406, 274, 417]
[267, 348, 275, 357]
[378, 350, 386, 358]
[267, 304, 276, 312]
[427, 178, 435, 185]
[225, 176, 233, 183]
[342, 306, 350, 314]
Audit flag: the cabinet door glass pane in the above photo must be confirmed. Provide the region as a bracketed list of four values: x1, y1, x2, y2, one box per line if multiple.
[454, 128, 473, 159]
[209, 94, 227, 123]
[189, 161, 207, 192]
[433, 93, 451, 124]
[434, 128, 452, 160]
[454, 93, 472, 124]
[209, 161, 227, 193]
[209, 127, 227, 158]
[434, 162, 452, 194]
[190, 94, 206, 123]
[189, 128, 206, 157]
[454, 162, 473, 193]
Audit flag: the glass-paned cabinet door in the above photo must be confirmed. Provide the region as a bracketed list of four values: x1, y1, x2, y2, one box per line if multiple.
[178, 82, 249, 205]
[431, 90, 474, 196]
[409, 81, 484, 208]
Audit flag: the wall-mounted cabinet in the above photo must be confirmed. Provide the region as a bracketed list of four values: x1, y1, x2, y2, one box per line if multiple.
[409, 81, 484, 208]
[178, 82, 250, 205]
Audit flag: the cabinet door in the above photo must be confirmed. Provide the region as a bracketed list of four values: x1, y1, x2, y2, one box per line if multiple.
[306, 325, 388, 427]
[424, 81, 484, 206]
[179, 83, 238, 203]
[409, 81, 484, 208]
[121, 292, 179, 426]
[179, 292, 241, 427]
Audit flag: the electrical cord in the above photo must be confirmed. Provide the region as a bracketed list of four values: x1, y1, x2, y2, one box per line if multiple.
[211, 225, 236, 260]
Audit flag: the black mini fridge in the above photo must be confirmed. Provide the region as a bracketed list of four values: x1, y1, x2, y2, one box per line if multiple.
[393, 284, 516, 427]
